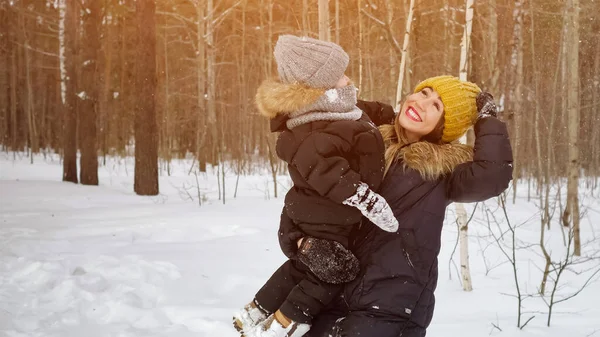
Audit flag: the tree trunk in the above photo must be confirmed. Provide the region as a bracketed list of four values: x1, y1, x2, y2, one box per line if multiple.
[19, 9, 37, 158]
[302, 0, 310, 34]
[79, 0, 101, 185]
[318, 0, 330, 41]
[529, 0, 543, 191]
[487, 0, 500, 94]
[592, 36, 600, 176]
[9, 22, 18, 152]
[403, 1, 413, 97]
[61, 0, 78, 183]
[358, 0, 364, 91]
[0, 8, 8, 148]
[564, 0, 581, 256]
[456, 0, 475, 292]
[196, 0, 207, 172]
[442, 0, 452, 74]
[335, 0, 340, 44]
[134, 0, 159, 196]
[394, 0, 415, 110]
[99, 10, 113, 161]
[511, 0, 524, 204]
[206, 0, 217, 165]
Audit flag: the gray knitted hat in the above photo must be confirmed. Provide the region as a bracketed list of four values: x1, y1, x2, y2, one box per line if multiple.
[274, 35, 349, 89]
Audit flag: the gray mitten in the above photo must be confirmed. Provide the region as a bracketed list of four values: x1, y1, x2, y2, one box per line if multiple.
[297, 237, 360, 284]
[343, 182, 399, 233]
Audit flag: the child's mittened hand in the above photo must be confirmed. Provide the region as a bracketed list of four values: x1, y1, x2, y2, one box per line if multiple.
[297, 237, 360, 284]
[343, 183, 399, 233]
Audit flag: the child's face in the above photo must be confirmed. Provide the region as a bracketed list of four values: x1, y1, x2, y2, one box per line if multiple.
[334, 75, 350, 89]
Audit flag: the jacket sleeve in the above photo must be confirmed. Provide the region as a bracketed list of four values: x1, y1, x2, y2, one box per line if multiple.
[278, 208, 304, 258]
[357, 100, 396, 126]
[289, 131, 362, 203]
[446, 117, 513, 203]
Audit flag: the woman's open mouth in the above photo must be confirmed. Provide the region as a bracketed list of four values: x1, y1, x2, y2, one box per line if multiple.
[405, 106, 422, 122]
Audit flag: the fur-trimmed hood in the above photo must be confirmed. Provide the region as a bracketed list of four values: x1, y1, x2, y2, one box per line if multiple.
[399, 141, 473, 180]
[255, 79, 325, 119]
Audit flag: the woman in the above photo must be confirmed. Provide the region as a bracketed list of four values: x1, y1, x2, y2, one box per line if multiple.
[280, 75, 513, 337]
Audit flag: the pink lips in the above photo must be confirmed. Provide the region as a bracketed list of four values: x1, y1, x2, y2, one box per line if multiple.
[405, 106, 422, 122]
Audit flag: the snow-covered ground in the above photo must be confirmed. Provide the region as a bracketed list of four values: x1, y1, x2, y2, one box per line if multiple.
[1, 153, 599, 337]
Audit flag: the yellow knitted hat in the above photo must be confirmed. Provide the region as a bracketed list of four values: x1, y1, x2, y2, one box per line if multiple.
[414, 75, 481, 143]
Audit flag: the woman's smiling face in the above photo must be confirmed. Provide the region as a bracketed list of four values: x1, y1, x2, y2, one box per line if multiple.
[397, 87, 445, 142]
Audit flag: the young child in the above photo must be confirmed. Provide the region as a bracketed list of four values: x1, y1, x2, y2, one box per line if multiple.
[233, 35, 398, 337]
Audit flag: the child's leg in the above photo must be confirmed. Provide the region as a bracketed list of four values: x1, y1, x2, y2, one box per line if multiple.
[253, 259, 308, 313]
[278, 259, 343, 324]
[250, 260, 342, 337]
[234, 259, 303, 334]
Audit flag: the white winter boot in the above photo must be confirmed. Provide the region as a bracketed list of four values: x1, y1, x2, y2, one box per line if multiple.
[248, 310, 310, 337]
[233, 300, 269, 335]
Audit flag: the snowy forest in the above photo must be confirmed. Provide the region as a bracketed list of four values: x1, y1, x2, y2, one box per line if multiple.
[1, 0, 600, 336]
[2, 0, 600, 185]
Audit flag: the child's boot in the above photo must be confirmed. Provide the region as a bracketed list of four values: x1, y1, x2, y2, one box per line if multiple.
[233, 300, 269, 335]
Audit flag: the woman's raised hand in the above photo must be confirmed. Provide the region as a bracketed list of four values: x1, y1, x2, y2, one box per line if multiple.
[476, 91, 498, 120]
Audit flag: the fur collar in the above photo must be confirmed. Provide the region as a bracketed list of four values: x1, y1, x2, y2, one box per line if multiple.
[255, 79, 325, 118]
[400, 141, 474, 180]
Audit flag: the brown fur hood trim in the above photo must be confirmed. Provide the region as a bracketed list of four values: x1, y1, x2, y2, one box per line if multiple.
[255, 79, 325, 118]
[400, 141, 474, 180]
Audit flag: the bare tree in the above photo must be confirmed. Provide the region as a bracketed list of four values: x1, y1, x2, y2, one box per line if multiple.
[79, 0, 101, 185]
[61, 0, 78, 184]
[394, 0, 415, 110]
[456, 0, 475, 292]
[134, 0, 159, 196]
[318, 0, 330, 41]
[510, 0, 524, 203]
[563, 0, 581, 256]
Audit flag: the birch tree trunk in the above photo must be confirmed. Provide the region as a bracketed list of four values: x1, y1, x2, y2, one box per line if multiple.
[358, 0, 364, 91]
[456, 0, 474, 292]
[318, 0, 330, 41]
[79, 0, 100, 185]
[592, 37, 600, 175]
[394, 0, 415, 111]
[564, 0, 581, 256]
[134, 0, 159, 195]
[61, 0, 78, 183]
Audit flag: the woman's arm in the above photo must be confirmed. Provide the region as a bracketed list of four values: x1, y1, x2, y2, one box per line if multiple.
[446, 117, 513, 203]
[356, 100, 396, 126]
